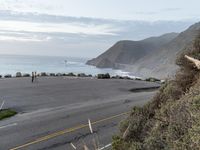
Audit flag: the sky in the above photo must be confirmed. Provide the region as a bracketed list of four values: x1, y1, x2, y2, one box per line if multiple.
[0, 0, 199, 58]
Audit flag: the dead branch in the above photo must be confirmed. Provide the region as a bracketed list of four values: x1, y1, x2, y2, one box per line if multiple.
[185, 55, 200, 69]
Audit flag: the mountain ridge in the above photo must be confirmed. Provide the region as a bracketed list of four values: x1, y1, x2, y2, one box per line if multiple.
[87, 32, 178, 69]
[87, 22, 200, 78]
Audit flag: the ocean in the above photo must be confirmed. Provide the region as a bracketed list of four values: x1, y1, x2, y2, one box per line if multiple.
[0, 54, 132, 77]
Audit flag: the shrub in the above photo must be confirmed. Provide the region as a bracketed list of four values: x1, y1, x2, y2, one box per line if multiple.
[112, 34, 200, 150]
[97, 73, 110, 79]
[62, 73, 67, 76]
[66, 72, 76, 77]
[56, 73, 62, 76]
[4, 74, 12, 78]
[40, 72, 47, 76]
[135, 77, 142, 81]
[175, 35, 200, 91]
[77, 73, 87, 77]
[49, 73, 56, 76]
[145, 77, 160, 82]
[111, 75, 124, 79]
[112, 136, 131, 150]
[23, 73, 30, 77]
[0, 109, 17, 120]
[16, 72, 22, 77]
[111, 75, 132, 80]
[88, 74, 93, 77]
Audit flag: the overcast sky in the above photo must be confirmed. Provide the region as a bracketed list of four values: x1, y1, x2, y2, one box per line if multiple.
[0, 0, 199, 58]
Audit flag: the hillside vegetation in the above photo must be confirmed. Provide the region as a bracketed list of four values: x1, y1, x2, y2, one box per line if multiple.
[112, 34, 200, 150]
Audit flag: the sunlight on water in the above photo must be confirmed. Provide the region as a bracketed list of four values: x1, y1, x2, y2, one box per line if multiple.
[0, 54, 134, 77]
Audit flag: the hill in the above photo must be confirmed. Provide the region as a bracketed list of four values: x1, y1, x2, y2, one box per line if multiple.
[87, 33, 178, 70]
[87, 22, 200, 78]
[112, 34, 200, 150]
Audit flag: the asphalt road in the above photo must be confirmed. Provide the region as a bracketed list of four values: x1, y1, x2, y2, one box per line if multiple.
[0, 77, 159, 150]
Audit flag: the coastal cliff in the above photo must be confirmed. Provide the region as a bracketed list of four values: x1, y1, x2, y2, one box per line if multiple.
[112, 32, 200, 150]
[87, 22, 200, 78]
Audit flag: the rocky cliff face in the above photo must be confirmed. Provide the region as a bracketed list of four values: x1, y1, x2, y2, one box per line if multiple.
[87, 22, 200, 78]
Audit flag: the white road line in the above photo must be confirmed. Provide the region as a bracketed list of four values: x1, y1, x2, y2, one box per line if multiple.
[0, 123, 17, 129]
[99, 143, 112, 150]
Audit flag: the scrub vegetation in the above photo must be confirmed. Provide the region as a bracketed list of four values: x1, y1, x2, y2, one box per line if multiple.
[112, 35, 200, 150]
[0, 109, 17, 120]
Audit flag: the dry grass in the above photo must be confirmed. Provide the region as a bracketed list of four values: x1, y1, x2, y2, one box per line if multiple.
[70, 118, 107, 150]
[0, 109, 17, 120]
[112, 34, 200, 150]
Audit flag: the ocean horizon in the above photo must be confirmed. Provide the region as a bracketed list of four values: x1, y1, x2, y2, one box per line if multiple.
[0, 54, 133, 77]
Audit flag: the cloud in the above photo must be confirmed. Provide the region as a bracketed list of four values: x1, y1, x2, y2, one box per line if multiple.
[0, 20, 119, 36]
[162, 8, 182, 12]
[0, 10, 125, 43]
[134, 11, 159, 15]
[134, 8, 182, 16]
[0, 10, 196, 58]
[0, 35, 51, 42]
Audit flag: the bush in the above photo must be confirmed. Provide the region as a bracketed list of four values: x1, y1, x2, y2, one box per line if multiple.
[66, 72, 76, 77]
[4, 74, 12, 78]
[40, 72, 47, 76]
[0, 75, 2, 78]
[175, 35, 200, 91]
[0, 109, 17, 120]
[16, 72, 22, 77]
[112, 34, 200, 150]
[23, 73, 30, 77]
[49, 73, 55, 76]
[77, 73, 87, 77]
[111, 75, 132, 80]
[145, 77, 161, 82]
[111, 75, 123, 79]
[62, 73, 68, 76]
[56, 73, 62, 76]
[135, 77, 142, 81]
[97, 73, 110, 79]
[88, 74, 93, 77]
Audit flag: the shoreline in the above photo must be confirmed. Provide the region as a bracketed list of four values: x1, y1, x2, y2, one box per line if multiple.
[0, 71, 164, 84]
[0, 71, 137, 79]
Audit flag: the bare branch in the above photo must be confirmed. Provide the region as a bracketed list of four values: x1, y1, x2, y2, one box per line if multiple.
[122, 124, 131, 140]
[185, 55, 200, 69]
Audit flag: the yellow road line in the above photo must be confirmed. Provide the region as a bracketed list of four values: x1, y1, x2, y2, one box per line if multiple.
[10, 111, 129, 150]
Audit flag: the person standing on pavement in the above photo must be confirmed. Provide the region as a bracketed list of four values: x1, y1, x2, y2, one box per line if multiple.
[31, 72, 34, 83]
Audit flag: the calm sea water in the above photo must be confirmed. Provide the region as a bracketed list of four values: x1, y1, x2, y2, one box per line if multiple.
[0, 54, 132, 77]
